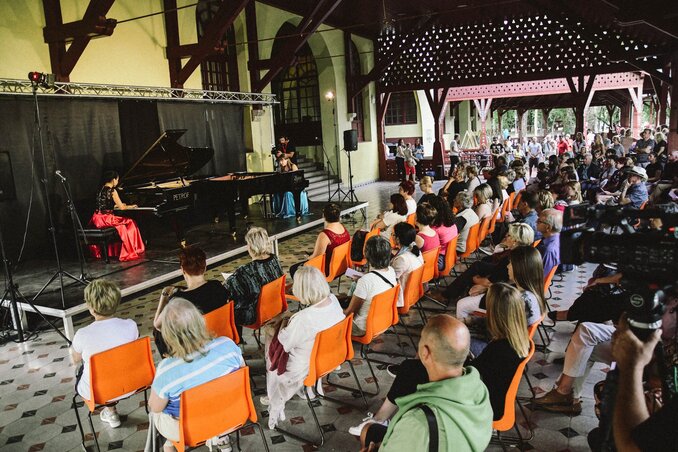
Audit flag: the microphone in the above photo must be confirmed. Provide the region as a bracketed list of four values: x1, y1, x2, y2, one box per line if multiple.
[55, 170, 66, 182]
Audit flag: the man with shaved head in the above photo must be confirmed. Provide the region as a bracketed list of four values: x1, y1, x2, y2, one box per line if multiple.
[358, 315, 492, 451]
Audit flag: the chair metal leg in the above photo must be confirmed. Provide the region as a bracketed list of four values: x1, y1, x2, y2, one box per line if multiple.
[399, 321, 418, 351]
[275, 389, 326, 447]
[252, 422, 271, 452]
[72, 395, 87, 448]
[143, 389, 149, 414]
[87, 411, 101, 452]
[348, 361, 368, 409]
[361, 345, 381, 395]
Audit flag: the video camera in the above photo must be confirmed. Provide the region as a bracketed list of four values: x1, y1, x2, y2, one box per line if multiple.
[561, 202, 678, 340]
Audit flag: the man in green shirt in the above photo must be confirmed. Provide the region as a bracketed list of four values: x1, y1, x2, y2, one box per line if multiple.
[361, 315, 493, 451]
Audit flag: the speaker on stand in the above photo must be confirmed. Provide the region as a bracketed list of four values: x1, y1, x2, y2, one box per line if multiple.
[341, 130, 360, 204]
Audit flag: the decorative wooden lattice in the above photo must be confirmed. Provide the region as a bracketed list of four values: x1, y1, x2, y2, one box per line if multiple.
[377, 13, 662, 90]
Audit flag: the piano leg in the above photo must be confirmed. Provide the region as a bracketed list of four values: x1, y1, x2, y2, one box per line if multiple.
[293, 190, 303, 220]
[169, 214, 187, 246]
[227, 196, 237, 237]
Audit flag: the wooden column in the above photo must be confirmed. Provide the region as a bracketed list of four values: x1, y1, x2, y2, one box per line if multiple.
[426, 88, 452, 169]
[541, 109, 551, 135]
[658, 70, 669, 126]
[377, 91, 391, 181]
[628, 82, 644, 138]
[669, 52, 678, 150]
[621, 101, 631, 128]
[517, 109, 526, 142]
[497, 109, 504, 137]
[473, 98, 492, 149]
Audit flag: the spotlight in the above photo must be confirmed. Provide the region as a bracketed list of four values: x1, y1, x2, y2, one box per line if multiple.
[27, 72, 55, 88]
[325, 91, 335, 101]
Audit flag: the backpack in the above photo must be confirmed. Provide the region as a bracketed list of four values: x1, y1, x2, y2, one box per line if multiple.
[351, 230, 368, 262]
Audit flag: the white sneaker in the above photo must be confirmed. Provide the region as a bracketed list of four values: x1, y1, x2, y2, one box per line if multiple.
[348, 413, 388, 436]
[99, 408, 121, 428]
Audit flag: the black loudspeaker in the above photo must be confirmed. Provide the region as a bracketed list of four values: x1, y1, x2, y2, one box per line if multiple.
[0, 152, 17, 202]
[343, 129, 358, 151]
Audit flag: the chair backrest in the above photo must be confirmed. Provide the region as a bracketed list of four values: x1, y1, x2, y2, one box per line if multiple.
[203, 302, 240, 344]
[360, 285, 400, 341]
[477, 216, 492, 244]
[507, 191, 517, 211]
[487, 208, 500, 234]
[498, 198, 511, 223]
[88, 337, 156, 410]
[528, 313, 546, 340]
[543, 265, 558, 294]
[406, 213, 417, 226]
[513, 191, 523, 208]
[178, 367, 257, 450]
[399, 265, 425, 315]
[436, 235, 459, 278]
[305, 254, 326, 274]
[493, 340, 535, 432]
[460, 223, 481, 259]
[327, 240, 351, 282]
[532, 239, 541, 248]
[250, 275, 288, 328]
[421, 247, 440, 285]
[304, 315, 354, 386]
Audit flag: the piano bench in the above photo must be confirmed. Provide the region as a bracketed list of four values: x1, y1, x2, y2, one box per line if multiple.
[78, 227, 120, 264]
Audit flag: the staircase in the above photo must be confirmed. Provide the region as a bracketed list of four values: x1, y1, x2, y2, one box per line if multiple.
[297, 155, 342, 202]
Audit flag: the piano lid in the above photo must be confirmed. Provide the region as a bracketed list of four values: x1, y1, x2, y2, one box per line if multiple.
[122, 129, 214, 185]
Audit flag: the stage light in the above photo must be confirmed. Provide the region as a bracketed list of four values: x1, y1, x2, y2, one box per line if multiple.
[27, 71, 55, 88]
[325, 91, 335, 101]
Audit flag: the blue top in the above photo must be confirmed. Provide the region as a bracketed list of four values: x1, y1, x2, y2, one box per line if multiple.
[626, 183, 648, 209]
[152, 336, 244, 417]
[517, 210, 540, 239]
[537, 234, 560, 277]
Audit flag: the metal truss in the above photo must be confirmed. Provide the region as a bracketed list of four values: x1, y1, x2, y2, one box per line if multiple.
[0, 79, 277, 105]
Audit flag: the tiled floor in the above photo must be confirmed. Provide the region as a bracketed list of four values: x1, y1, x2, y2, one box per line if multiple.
[0, 182, 603, 451]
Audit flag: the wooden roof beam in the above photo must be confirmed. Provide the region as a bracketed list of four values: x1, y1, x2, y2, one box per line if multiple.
[252, 0, 344, 92]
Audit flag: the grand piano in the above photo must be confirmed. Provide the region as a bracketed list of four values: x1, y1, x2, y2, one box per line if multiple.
[119, 129, 310, 241]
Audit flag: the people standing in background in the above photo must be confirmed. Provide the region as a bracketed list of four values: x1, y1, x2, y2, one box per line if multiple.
[573, 132, 587, 155]
[653, 132, 667, 163]
[490, 136, 505, 167]
[413, 138, 425, 180]
[586, 128, 595, 147]
[621, 128, 636, 154]
[527, 137, 543, 176]
[633, 128, 655, 168]
[395, 139, 407, 181]
[449, 133, 461, 171]
[403, 143, 418, 182]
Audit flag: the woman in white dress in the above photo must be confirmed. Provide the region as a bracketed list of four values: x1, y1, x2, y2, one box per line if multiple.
[263, 266, 345, 429]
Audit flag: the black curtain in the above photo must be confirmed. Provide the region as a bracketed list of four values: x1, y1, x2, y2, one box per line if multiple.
[0, 95, 245, 259]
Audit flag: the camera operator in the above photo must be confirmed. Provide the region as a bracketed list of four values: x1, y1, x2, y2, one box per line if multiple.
[612, 316, 676, 451]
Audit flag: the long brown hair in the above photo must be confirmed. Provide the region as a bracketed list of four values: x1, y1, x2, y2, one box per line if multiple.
[509, 246, 546, 315]
[486, 283, 530, 358]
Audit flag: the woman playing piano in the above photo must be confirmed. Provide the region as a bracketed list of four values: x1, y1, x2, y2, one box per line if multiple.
[272, 154, 309, 218]
[89, 171, 145, 262]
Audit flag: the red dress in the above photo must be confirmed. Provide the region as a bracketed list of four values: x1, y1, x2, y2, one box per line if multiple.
[323, 227, 350, 274]
[89, 186, 145, 262]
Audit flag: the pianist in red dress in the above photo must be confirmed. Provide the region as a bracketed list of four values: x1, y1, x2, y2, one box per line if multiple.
[89, 171, 145, 262]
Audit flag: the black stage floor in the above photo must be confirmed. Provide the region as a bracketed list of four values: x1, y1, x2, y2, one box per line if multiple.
[7, 200, 367, 315]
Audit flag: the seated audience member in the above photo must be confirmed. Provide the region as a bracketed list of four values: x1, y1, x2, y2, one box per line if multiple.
[149, 299, 244, 452]
[439, 163, 468, 204]
[612, 316, 677, 451]
[71, 279, 139, 428]
[644, 152, 662, 184]
[418, 176, 436, 205]
[153, 246, 229, 356]
[466, 164, 482, 194]
[536, 208, 562, 276]
[512, 164, 528, 192]
[371, 193, 408, 240]
[223, 227, 284, 332]
[428, 195, 459, 271]
[442, 223, 534, 302]
[457, 245, 545, 325]
[577, 153, 601, 181]
[453, 191, 480, 254]
[555, 181, 583, 210]
[599, 154, 618, 184]
[537, 189, 555, 213]
[504, 190, 540, 238]
[473, 183, 494, 222]
[650, 149, 678, 202]
[289, 203, 349, 277]
[390, 223, 424, 307]
[357, 315, 493, 451]
[633, 128, 655, 167]
[653, 131, 667, 161]
[343, 236, 397, 336]
[264, 267, 344, 429]
[617, 166, 649, 208]
[414, 203, 441, 253]
[399, 180, 417, 215]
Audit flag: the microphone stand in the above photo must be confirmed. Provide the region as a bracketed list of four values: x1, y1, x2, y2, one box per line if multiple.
[55, 171, 89, 281]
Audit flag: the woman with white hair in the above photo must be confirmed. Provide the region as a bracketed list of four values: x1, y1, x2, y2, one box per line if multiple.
[148, 299, 244, 452]
[453, 190, 480, 254]
[223, 227, 284, 332]
[262, 266, 345, 429]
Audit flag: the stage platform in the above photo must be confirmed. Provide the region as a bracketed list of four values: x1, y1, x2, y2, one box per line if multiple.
[3, 200, 368, 339]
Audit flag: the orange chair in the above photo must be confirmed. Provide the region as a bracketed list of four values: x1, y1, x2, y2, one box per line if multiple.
[497, 196, 512, 223]
[406, 213, 417, 226]
[543, 265, 558, 303]
[73, 337, 156, 452]
[476, 215, 492, 248]
[397, 265, 426, 348]
[513, 191, 523, 209]
[435, 235, 459, 280]
[351, 285, 400, 394]
[487, 207, 500, 235]
[204, 302, 240, 344]
[532, 239, 541, 248]
[492, 340, 535, 448]
[245, 275, 288, 347]
[459, 222, 481, 263]
[325, 240, 351, 290]
[420, 247, 443, 306]
[305, 253, 326, 274]
[171, 367, 269, 452]
[276, 315, 365, 446]
[350, 228, 380, 268]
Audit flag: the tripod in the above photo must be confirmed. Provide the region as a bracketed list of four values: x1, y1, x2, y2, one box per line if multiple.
[55, 171, 89, 280]
[0, 217, 71, 345]
[29, 82, 87, 309]
[341, 149, 360, 204]
[327, 99, 348, 202]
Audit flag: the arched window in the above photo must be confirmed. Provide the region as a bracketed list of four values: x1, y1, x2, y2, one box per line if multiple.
[348, 41, 365, 142]
[271, 23, 322, 145]
[196, 0, 239, 91]
[385, 92, 417, 125]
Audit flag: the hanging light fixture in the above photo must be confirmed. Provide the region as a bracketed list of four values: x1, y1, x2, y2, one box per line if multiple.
[381, 0, 395, 35]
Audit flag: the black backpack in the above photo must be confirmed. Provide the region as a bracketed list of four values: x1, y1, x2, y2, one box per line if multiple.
[351, 230, 368, 262]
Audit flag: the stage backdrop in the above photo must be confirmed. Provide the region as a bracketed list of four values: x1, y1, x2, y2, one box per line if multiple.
[0, 94, 245, 259]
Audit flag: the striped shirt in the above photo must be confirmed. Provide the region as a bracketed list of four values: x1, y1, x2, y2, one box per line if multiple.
[151, 336, 244, 417]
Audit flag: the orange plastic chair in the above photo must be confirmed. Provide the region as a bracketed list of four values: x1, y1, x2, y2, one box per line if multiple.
[497, 197, 512, 223]
[513, 191, 523, 208]
[326, 240, 350, 283]
[172, 367, 269, 452]
[421, 247, 440, 288]
[459, 222, 481, 261]
[305, 253, 326, 274]
[406, 213, 417, 226]
[245, 275, 288, 347]
[397, 265, 425, 348]
[532, 239, 541, 248]
[435, 235, 459, 280]
[493, 340, 536, 447]
[276, 315, 365, 446]
[476, 215, 492, 247]
[203, 302, 240, 344]
[352, 284, 400, 394]
[543, 265, 558, 301]
[487, 207, 501, 235]
[73, 337, 156, 452]
[350, 228, 380, 268]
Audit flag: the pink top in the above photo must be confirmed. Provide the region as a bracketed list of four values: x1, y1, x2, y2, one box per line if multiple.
[417, 230, 441, 253]
[432, 225, 458, 255]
